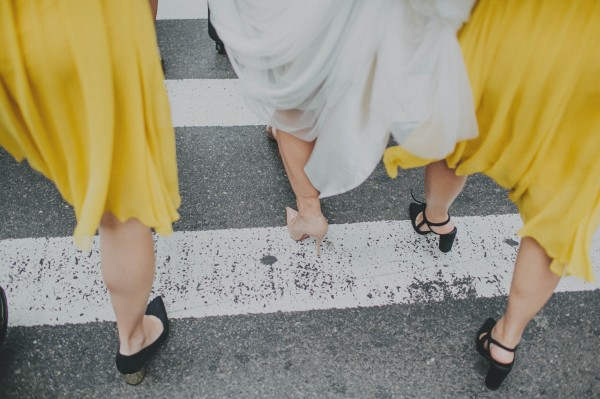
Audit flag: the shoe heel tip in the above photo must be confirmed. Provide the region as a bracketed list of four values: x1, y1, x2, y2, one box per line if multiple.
[316, 238, 324, 257]
[485, 382, 502, 391]
[123, 370, 145, 385]
[438, 243, 453, 253]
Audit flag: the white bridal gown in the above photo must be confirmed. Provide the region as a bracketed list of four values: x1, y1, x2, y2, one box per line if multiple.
[209, 0, 478, 198]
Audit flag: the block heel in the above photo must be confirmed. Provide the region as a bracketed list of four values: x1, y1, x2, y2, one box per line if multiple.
[476, 318, 518, 390]
[438, 228, 457, 253]
[409, 193, 457, 253]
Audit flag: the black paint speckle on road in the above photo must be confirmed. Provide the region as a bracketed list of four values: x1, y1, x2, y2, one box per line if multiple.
[260, 255, 278, 266]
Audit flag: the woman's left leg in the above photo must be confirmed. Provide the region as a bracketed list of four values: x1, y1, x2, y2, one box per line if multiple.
[476, 236, 561, 389]
[99, 213, 163, 356]
[489, 237, 561, 363]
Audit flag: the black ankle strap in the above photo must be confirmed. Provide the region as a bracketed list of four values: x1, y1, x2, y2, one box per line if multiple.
[422, 212, 451, 227]
[411, 192, 452, 227]
[420, 205, 451, 227]
[489, 335, 518, 353]
[410, 191, 425, 204]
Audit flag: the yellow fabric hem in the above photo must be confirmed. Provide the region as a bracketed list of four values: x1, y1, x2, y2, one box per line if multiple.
[72, 210, 181, 252]
[383, 146, 437, 178]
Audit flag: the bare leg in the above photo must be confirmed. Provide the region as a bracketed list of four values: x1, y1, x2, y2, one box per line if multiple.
[99, 213, 163, 355]
[488, 237, 560, 363]
[417, 160, 467, 234]
[276, 130, 322, 218]
[148, 0, 158, 21]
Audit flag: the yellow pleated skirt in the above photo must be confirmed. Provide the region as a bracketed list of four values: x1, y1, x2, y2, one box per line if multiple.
[0, 0, 181, 249]
[385, 0, 600, 281]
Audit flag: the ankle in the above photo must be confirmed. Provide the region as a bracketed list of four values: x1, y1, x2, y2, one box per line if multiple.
[419, 207, 454, 235]
[119, 328, 147, 356]
[488, 321, 519, 365]
[297, 198, 322, 218]
[118, 315, 163, 355]
[424, 207, 450, 224]
[492, 318, 522, 349]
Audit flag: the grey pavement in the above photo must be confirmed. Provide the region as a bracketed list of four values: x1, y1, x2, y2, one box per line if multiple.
[0, 15, 598, 399]
[0, 130, 515, 240]
[1, 293, 599, 398]
[158, 20, 237, 80]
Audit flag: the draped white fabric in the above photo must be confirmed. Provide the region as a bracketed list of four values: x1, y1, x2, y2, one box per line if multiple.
[209, 0, 478, 198]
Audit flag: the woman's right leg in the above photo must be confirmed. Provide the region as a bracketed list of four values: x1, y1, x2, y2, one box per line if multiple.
[275, 130, 328, 253]
[276, 130, 322, 218]
[99, 213, 163, 356]
[417, 160, 467, 234]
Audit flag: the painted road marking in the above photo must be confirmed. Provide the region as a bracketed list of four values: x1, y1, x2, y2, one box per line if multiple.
[1, 214, 598, 327]
[166, 79, 264, 127]
[165, 78, 428, 128]
[158, 0, 207, 20]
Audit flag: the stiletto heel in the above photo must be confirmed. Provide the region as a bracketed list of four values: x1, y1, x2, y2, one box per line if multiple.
[409, 193, 457, 253]
[476, 318, 519, 390]
[315, 235, 325, 257]
[286, 207, 328, 256]
[116, 296, 169, 385]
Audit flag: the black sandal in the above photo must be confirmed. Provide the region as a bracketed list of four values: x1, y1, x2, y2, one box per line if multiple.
[408, 193, 457, 253]
[476, 318, 519, 390]
[116, 296, 169, 385]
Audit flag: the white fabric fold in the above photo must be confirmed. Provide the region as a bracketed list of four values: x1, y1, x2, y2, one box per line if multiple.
[209, 0, 478, 198]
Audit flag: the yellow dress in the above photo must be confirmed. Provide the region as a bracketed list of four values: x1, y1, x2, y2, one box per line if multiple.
[385, 0, 600, 281]
[0, 0, 181, 249]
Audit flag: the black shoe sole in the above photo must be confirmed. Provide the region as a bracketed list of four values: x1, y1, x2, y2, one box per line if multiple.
[0, 286, 7, 344]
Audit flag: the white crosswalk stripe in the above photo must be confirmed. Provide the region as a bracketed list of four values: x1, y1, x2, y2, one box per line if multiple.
[2, 215, 599, 327]
[165, 78, 428, 127]
[157, 0, 208, 20]
[166, 79, 264, 127]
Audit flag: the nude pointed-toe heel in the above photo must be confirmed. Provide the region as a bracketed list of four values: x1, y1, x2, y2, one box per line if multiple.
[285, 207, 328, 256]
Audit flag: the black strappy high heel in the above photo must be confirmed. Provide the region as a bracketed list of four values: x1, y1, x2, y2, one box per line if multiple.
[476, 318, 519, 390]
[116, 296, 169, 385]
[408, 193, 457, 253]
